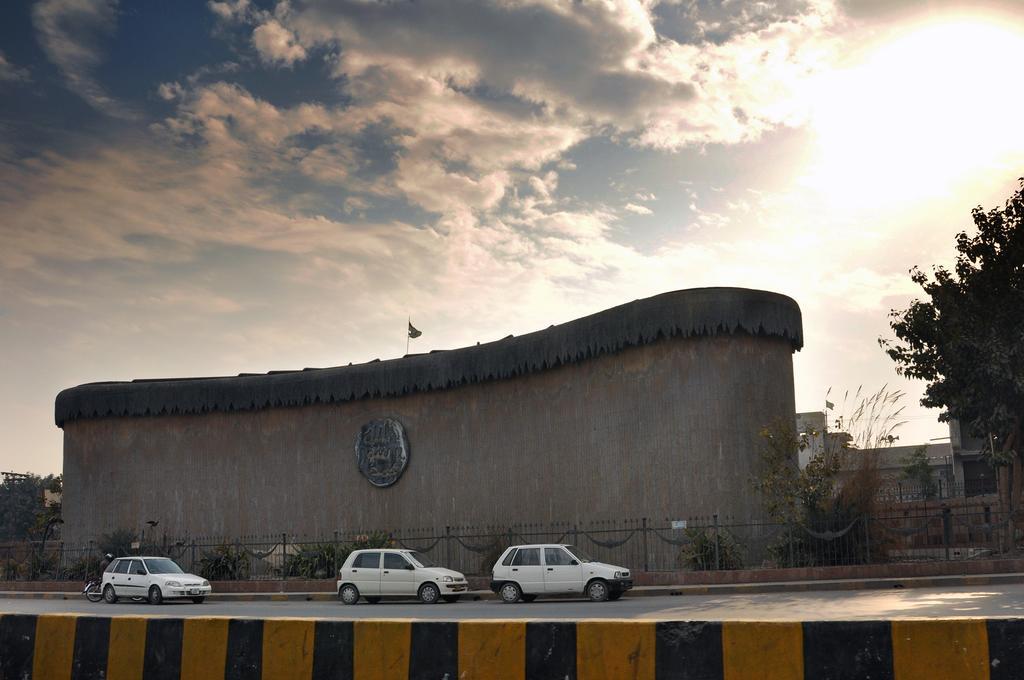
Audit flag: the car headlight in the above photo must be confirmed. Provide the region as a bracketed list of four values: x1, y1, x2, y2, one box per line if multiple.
[165, 580, 182, 587]
[442, 575, 453, 582]
[614, 571, 629, 579]
[202, 580, 210, 587]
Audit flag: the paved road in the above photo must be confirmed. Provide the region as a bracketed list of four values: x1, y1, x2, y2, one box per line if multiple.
[5, 584, 1024, 620]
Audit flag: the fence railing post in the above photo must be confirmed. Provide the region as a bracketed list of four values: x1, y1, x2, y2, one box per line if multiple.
[713, 513, 720, 570]
[863, 515, 871, 563]
[333, 530, 339, 579]
[642, 517, 649, 572]
[788, 527, 794, 568]
[281, 533, 287, 581]
[942, 507, 952, 560]
[445, 526, 451, 568]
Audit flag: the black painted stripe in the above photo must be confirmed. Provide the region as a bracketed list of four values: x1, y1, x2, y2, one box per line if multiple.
[143, 617, 183, 680]
[987, 618, 1024, 680]
[802, 620, 893, 680]
[0, 614, 37, 680]
[655, 621, 723, 680]
[71, 616, 111, 680]
[409, 621, 458, 680]
[526, 621, 576, 680]
[312, 620, 354, 680]
[225, 618, 263, 680]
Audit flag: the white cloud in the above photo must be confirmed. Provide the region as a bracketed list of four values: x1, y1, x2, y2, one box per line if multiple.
[31, 0, 136, 118]
[0, 52, 31, 83]
[156, 82, 184, 101]
[276, 0, 841, 149]
[208, 0, 251, 22]
[624, 202, 653, 215]
[252, 19, 307, 66]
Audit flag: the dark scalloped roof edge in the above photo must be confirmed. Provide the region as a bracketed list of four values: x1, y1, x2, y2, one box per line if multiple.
[55, 287, 802, 427]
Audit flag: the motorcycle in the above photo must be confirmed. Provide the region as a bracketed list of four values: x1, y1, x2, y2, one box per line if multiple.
[83, 579, 103, 602]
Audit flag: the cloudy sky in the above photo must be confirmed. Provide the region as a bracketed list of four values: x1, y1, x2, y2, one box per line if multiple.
[2, 0, 1023, 475]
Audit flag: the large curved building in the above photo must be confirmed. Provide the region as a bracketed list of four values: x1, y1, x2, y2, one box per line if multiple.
[56, 287, 802, 544]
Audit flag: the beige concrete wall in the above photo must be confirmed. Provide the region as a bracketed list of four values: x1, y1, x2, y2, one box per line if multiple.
[61, 334, 795, 543]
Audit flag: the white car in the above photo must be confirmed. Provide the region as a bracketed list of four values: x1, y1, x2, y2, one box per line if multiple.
[336, 548, 468, 604]
[490, 544, 632, 603]
[102, 556, 211, 604]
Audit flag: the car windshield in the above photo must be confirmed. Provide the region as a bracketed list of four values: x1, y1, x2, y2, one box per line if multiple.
[563, 545, 592, 563]
[406, 552, 438, 568]
[143, 558, 184, 574]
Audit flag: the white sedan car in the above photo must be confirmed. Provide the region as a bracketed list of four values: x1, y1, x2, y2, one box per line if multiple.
[336, 549, 468, 604]
[490, 544, 632, 602]
[102, 556, 211, 604]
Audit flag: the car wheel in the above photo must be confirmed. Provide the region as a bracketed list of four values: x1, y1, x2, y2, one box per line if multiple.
[365, 597, 382, 604]
[520, 594, 537, 603]
[103, 584, 118, 604]
[499, 582, 521, 604]
[148, 585, 163, 605]
[339, 584, 359, 605]
[191, 597, 205, 604]
[441, 595, 460, 603]
[419, 583, 440, 604]
[586, 579, 609, 602]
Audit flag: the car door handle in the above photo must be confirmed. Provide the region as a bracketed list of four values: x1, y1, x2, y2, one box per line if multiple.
[511, 568, 518, 571]
[383, 570, 390, 574]
[352, 569, 358, 572]
[547, 568, 553, 571]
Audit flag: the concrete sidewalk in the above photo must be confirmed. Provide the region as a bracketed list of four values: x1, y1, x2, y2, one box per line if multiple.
[5, 571, 1024, 602]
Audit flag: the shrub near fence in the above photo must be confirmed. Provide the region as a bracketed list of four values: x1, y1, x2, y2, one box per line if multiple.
[9, 508, 1018, 582]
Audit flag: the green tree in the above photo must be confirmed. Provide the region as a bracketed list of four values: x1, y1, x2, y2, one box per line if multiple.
[881, 178, 1024, 514]
[901, 446, 937, 499]
[752, 419, 843, 527]
[0, 473, 61, 541]
[753, 387, 904, 567]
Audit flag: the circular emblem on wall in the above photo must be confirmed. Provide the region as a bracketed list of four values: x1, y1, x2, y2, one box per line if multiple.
[355, 418, 410, 487]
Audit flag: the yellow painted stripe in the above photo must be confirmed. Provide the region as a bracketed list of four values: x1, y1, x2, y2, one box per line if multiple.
[458, 621, 526, 680]
[32, 614, 77, 680]
[354, 620, 411, 680]
[107, 617, 148, 680]
[892, 620, 990, 680]
[722, 622, 803, 680]
[181, 617, 230, 680]
[262, 618, 315, 680]
[577, 621, 655, 680]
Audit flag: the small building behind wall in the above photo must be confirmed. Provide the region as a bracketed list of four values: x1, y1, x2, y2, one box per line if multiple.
[55, 287, 803, 545]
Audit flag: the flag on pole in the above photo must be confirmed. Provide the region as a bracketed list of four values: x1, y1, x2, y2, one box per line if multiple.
[825, 400, 835, 410]
[408, 321, 422, 339]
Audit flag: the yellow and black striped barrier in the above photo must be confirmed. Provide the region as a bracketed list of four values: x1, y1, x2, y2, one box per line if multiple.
[2, 614, 1020, 679]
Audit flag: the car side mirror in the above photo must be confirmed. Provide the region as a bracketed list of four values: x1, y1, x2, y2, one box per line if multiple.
[136, 569, 146, 575]
[570, 559, 579, 565]
[405, 564, 415, 570]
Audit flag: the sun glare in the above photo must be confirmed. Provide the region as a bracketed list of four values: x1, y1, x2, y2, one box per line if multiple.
[806, 19, 1024, 206]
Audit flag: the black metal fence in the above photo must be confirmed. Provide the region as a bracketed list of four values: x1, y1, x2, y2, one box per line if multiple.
[876, 479, 999, 502]
[3, 507, 1016, 582]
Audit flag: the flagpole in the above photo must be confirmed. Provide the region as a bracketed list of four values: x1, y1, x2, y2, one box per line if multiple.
[406, 316, 410, 356]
